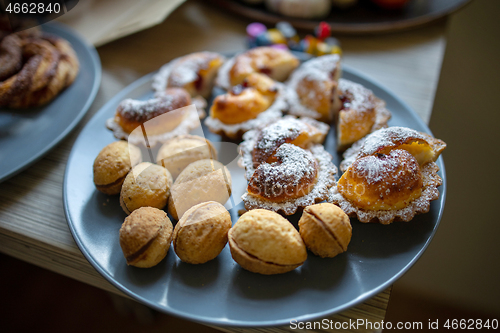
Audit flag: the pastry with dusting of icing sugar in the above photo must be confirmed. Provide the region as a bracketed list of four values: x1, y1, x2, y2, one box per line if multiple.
[329, 126, 446, 224]
[106, 87, 200, 147]
[152, 51, 226, 112]
[205, 73, 287, 140]
[239, 116, 336, 215]
[215, 46, 299, 91]
[285, 54, 342, 122]
[336, 79, 391, 151]
[285, 55, 391, 151]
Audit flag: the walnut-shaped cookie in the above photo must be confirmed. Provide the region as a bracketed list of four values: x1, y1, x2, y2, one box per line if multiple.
[156, 135, 217, 179]
[173, 201, 232, 264]
[120, 162, 173, 215]
[93, 141, 142, 195]
[228, 209, 307, 275]
[168, 159, 232, 220]
[298, 203, 352, 258]
[119, 207, 173, 268]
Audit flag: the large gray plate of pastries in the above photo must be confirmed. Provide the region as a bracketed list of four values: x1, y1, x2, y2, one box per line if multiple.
[64, 48, 446, 326]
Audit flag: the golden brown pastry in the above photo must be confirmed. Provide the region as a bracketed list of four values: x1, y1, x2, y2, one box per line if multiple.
[119, 207, 173, 268]
[106, 87, 199, 147]
[120, 162, 173, 215]
[172, 201, 232, 264]
[330, 126, 447, 224]
[216, 46, 299, 90]
[153, 52, 225, 98]
[336, 79, 391, 151]
[298, 203, 352, 258]
[152, 52, 226, 112]
[205, 73, 286, 139]
[0, 31, 79, 108]
[285, 54, 342, 122]
[93, 141, 142, 195]
[156, 135, 217, 179]
[228, 209, 307, 275]
[239, 116, 336, 215]
[168, 159, 232, 220]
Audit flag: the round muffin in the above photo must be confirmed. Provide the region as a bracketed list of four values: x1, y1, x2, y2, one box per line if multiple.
[298, 203, 352, 258]
[173, 201, 232, 264]
[119, 207, 173, 268]
[120, 162, 173, 215]
[168, 159, 232, 220]
[228, 209, 307, 275]
[93, 141, 142, 195]
[156, 135, 217, 179]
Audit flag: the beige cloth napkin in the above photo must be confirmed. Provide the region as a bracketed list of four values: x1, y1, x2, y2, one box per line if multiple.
[57, 0, 186, 46]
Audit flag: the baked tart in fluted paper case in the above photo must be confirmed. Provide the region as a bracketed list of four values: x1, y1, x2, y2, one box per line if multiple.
[206, 72, 287, 140]
[285, 54, 342, 123]
[329, 126, 446, 224]
[336, 78, 391, 151]
[239, 116, 336, 215]
[106, 87, 200, 147]
[215, 46, 299, 90]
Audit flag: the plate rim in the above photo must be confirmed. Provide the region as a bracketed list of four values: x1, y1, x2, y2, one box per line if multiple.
[207, 0, 471, 34]
[63, 64, 446, 327]
[0, 21, 102, 183]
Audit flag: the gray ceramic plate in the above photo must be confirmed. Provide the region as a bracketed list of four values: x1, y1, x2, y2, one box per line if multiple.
[63, 65, 446, 327]
[0, 22, 101, 182]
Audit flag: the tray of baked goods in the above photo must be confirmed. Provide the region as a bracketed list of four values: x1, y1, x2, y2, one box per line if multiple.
[0, 22, 101, 182]
[64, 47, 446, 326]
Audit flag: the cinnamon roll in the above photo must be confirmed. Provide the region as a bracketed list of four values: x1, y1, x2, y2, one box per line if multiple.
[0, 31, 79, 108]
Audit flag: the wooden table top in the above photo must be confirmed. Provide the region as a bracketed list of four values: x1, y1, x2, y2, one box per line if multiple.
[0, 1, 447, 332]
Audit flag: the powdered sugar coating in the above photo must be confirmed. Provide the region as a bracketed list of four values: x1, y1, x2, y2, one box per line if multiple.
[285, 54, 341, 119]
[248, 143, 318, 199]
[349, 150, 421, 186]
[239, 116, 329, 180]
[340, 126, 444, 172]
[204, 82, 288, 139]
[214, 56, 236, 90]
[106, 104, 200, 147]
[338, 79, 374, 114]
[152, 52, 225, 93]
[116, 95, 176, 122]
[329, 161, 442, 224]
[239, 117, 337, 215]
[243, 144, 337, 215]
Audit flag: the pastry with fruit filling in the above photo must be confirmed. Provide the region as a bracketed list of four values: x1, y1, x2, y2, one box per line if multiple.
[152, 51, 226, 113]
[336, 79, 391, 151]
[239, 116, 336, 215]
[329, 126, 446, 224]
[285, 54, 391, 150]
[205, 73, 287, 139]
[216, 46, 299, 90]
[106, 88, 199, 147]
[285, 54, 342, 122]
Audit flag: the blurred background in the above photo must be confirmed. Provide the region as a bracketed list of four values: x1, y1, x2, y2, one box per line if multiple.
[1, 0, 499, 331]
